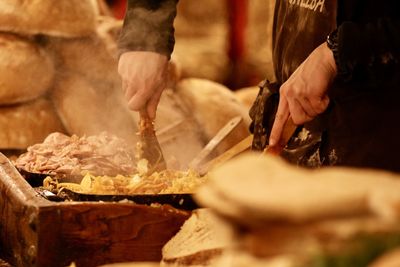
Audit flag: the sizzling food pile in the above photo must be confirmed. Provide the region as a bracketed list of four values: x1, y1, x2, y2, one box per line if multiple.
[44, 161, 203, 195]
[14, 132, 136, 177]
[15, 132, 206, 195]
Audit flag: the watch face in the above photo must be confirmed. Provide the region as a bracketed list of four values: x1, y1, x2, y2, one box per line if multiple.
[327, 30, 338, 50]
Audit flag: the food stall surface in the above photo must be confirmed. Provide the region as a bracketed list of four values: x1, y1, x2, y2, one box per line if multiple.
[0, 153, 190, 267]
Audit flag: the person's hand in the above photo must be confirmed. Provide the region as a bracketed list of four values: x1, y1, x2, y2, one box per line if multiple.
[118, 51, 168, 119]
[269, 43, 338, 147]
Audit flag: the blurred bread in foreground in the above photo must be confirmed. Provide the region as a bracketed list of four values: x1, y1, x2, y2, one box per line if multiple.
[196, 153, 400, 224]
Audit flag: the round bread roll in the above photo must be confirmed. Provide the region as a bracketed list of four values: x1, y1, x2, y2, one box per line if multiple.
[0, 33, 54, 105]
[51, 72, 138, 146]
[0, 98, 65, 149]
[176, 78, 250, 154]
[0, 0, 96, 37]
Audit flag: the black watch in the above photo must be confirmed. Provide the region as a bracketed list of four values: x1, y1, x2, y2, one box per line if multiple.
[326, 29, 339, 51]
[326, 29, 351, 79]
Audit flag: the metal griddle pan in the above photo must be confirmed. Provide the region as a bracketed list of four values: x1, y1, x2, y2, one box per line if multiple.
[18, 168, 198, 210]
[59, 188, 197, 210]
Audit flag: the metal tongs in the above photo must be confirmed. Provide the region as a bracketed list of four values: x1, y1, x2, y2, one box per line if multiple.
[138, 109, 167, 173]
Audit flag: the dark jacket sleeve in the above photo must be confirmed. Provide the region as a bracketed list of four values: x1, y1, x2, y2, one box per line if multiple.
[335, 18, 400, 81]
[118, 0, 179, 59]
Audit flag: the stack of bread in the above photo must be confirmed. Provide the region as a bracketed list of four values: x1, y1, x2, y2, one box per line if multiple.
[158, 153, 400, 267]
[0, 0, 138, 150]
[98, 153, 400, 267]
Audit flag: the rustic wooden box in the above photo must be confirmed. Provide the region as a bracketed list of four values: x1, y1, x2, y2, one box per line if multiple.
[0, 153, 190, 267]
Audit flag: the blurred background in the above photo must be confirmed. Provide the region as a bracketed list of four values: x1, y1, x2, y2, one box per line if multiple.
[107, 0, 275, 87]
[0, 0, 275, 169]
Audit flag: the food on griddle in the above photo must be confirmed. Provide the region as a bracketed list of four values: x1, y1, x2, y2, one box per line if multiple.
[44, 159, 205, 195]
[14, 132, 136, 177]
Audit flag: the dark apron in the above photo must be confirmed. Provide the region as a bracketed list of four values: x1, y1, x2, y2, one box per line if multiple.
[250, 0, 400, 172]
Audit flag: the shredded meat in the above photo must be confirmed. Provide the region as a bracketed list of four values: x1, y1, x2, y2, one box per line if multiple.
[14, 132, 136, 177]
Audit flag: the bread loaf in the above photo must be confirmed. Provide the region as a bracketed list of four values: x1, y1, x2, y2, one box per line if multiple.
[0, 0, 96, 37]
[0, 33, 54, 105]
[176, 79, 250, 155]
[0, 98, 65, 149]
[162, 209, 233, 266]
[195, 153, 400, 224]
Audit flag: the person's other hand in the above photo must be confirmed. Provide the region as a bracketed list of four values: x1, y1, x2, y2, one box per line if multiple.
[118, 51, 168, 119]
[269, 43, 337, 147]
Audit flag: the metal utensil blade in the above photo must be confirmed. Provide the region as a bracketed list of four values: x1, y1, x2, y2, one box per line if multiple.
[138, 110, 167, 173]
[189, 116, 243, 170]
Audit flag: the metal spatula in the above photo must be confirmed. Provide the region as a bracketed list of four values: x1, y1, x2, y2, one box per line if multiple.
[189, 116, 243, 171]
[138, 109, 167, 173]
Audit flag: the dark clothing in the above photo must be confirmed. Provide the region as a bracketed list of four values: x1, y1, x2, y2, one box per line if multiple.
[118, 0, 178, 58]
[269, 0, 400, 172]
[273, 0, 400, 85]
[118, 0, 400, 171]
[273, 0, 337, 84]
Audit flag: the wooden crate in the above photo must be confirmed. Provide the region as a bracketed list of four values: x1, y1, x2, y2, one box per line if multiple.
[0, 153, 190, 267]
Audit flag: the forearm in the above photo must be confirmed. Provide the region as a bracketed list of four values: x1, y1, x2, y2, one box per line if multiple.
[118, 0, 179, 59]
[334, 18, 400, 81]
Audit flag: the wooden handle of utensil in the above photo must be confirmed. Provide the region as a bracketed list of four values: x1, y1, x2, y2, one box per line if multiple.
[139, 108, 154, 132]
[280, 116, 297, 147]
[264, 116, 297, 155]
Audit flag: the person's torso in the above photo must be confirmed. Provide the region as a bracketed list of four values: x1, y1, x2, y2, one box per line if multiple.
[272, 0, 337, 84]
[272, 0, 400, 172]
